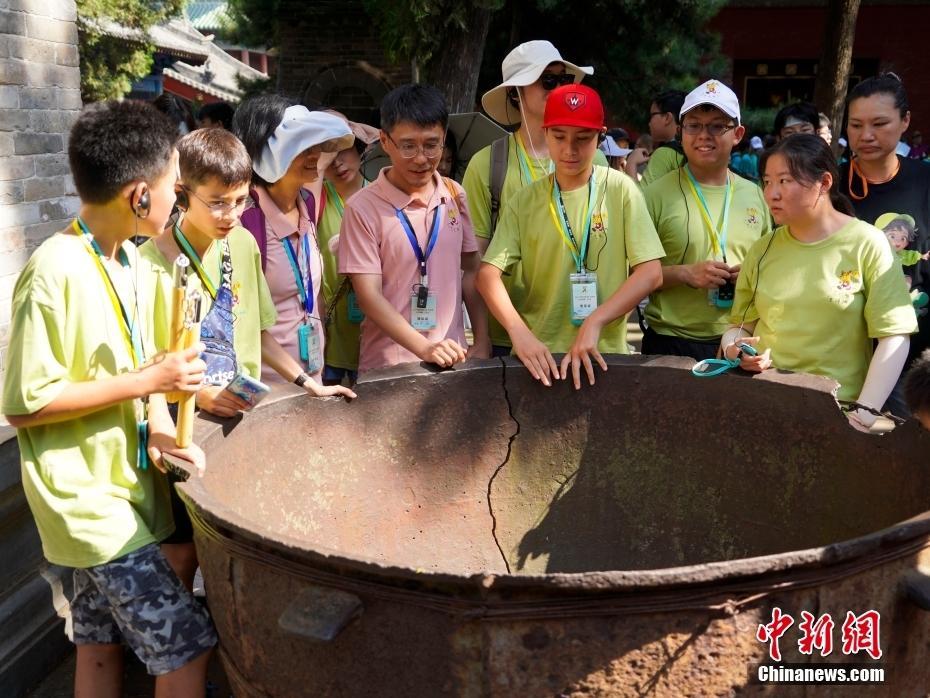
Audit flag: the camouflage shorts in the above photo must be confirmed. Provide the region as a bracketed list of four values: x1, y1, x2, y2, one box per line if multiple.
[71, 543, 217, 675]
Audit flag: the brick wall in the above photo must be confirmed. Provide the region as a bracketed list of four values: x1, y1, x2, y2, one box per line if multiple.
[0, 0, 81, 381]
[276, 0, 411, 123]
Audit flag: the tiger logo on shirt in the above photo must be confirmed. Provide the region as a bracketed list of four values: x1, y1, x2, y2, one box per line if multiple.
[591, 211, 607, 238]
[746, 207, 761, 227]
[447, 205, 459, 228]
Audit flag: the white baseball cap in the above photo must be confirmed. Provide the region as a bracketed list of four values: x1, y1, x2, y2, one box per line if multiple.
[750, 135, 764, 149]
[600, 135, 632, 158]
[482, 40, 593, 126]
[680, 79, 741, 124]
[253, 106, 354, 184]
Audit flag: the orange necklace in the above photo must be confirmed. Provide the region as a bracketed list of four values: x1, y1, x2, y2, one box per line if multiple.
[848, 156, 901, 201]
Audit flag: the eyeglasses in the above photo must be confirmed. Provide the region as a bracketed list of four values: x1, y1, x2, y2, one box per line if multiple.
[385, 132, 444, 159]
[539, 72, 575, 91]
[681, 122, 737, 137]
[184, 186, 249, 214]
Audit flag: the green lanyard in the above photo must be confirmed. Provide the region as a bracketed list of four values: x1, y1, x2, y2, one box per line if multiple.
[173, 224, 221, 299]
[683, 165, 734, 261]
[547, 172, 596, 273]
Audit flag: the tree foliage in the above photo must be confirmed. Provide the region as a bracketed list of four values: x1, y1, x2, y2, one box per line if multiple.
[225, 0, 280, 48]
[76, 0, 185, 102]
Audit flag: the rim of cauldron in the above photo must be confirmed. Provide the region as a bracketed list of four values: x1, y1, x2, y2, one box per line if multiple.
[176, 357, 930, 599]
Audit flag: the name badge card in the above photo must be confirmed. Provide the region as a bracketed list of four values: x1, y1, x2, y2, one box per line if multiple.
[410, 292, 438, 330]
[298, 323, 324, 374]
[570, 271, 598, 326]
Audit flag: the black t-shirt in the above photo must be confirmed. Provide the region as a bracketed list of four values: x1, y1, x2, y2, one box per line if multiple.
[840, 155, 930, 357]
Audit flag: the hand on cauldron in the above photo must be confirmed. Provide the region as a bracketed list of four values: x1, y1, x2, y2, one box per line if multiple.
[419, 338, 467, 368]
[197, 385, 252, 417]
[561, 318, 608, 390]
[511, 326, 559, 387]
[299, 377, 357, 401]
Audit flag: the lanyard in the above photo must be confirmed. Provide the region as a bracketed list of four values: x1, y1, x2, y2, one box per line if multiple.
[172, 223, 220, 300]
[72, 218, 144, 368]
[282, 233, 315, 316]
[547, 173, 596, 273]
[515, 132, 553, 184]
[684, 165, 733, 261]
[395, 204, 442, 282]
[324, 180, 345, 217]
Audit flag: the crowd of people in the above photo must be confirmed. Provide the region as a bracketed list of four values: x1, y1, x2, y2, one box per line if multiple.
[4, 36, 930, 695]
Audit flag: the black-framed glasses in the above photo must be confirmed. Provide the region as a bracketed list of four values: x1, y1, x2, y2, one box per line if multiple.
[681, 122, 737, 137]
[385, 132, 444, 159]
[184, 186, 249, 214]
[539, 72, 575, 91]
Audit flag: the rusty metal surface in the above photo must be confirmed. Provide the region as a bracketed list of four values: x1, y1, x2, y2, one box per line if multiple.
[176, 356, 930, 695]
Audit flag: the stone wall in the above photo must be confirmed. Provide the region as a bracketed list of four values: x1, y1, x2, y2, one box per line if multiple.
[0, 0, 80, 694]
[0, 0, 81, 385]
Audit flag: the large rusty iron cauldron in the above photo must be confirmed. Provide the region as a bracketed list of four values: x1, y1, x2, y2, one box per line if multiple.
[173, 356, 930, 696]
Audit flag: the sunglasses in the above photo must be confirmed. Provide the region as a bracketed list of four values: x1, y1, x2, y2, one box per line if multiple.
[539, 73, 575, 91]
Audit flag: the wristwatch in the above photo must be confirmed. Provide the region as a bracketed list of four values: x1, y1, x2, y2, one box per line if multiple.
[294, 372, 310, 387]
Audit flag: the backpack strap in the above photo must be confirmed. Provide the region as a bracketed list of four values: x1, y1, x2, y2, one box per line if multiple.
[488, 135, 509, 236]
[240, 188, 268, 271]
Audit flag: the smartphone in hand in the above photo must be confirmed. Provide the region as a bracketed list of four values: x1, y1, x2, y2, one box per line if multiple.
[222, 371, 271, 408]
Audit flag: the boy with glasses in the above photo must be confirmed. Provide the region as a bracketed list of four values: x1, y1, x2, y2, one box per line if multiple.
[625, 89, 687, 186]
[641, 79, 770, 360]
[141, 128, 354, 588]
[338, 84, 490, 372]
[463, 40, 606, 357]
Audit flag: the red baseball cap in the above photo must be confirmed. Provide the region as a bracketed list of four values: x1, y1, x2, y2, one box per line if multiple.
[543, 84, 604, 130]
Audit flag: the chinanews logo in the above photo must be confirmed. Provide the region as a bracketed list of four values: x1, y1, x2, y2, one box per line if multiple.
[564, 91, 586, 111]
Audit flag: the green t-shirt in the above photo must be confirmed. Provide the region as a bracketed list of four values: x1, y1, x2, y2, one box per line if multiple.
[140, 226, 277, 380]
[731, 219, 918, 401]
[463, 135, 608, 347]
[318, 181, 361, 371]
[641, 145, 686, 187]
[2, 231, 173, 568]
[644, 169, 771, 340]
[483, 166, 665, 353]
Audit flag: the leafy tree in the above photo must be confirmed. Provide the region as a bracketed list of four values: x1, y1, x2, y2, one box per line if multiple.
[226, 0, 280, 48]
[77, 0, 186, 102]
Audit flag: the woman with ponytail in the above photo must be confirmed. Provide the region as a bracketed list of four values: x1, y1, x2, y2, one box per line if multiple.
[721, 134, 916, 432]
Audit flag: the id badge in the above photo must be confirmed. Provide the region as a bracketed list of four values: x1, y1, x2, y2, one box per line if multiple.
[298, 323, 324, 374]
[347, 290, 364, 323]
[570, 271, 598, 326]
[410, 293, 437, 330]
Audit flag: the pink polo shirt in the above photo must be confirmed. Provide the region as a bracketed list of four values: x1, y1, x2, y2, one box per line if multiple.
[338, 170, 478, 373]
[253, 185, 325, 384]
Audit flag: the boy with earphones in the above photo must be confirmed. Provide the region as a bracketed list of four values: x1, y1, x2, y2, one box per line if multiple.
[140, 127, 355, 590]
[2, 101, 216, 696]
[477, 84, 665, 390]
[463, 40, 607, 357]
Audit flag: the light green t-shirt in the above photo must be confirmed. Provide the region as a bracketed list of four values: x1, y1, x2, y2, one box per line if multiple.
[483, 166, 665, 354]
[2, 231, 173, 568]
[641, 145, 686, 187]
[318, 181, 361, 371]
[644, 169, 771, 340]
[731, 219, 918, 401]
[463, 135, 608, 347]
[140, 226, 277, 380]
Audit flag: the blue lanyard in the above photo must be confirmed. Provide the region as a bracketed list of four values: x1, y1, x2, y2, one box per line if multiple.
[549, 173, 596, 273]
[395, 204, 443, 280]
[282, 233, 315, 316]
[73, 217, 144, 367]
[684, 165, 733, 262]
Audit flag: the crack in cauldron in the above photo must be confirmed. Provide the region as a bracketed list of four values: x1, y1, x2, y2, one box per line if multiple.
[486, 358, 519, 574]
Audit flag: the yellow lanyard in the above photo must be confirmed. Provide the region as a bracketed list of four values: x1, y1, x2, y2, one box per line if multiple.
[71, 219, 141, 368]
[515, 132, 552, 184]
[683, 169, 734, 260]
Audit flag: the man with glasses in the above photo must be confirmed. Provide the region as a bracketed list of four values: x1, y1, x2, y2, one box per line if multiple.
[625, 89, 687, 186]
[641, 79, 770, 360]
[463, 40, 606, 357]
[339, 84, 490, 372]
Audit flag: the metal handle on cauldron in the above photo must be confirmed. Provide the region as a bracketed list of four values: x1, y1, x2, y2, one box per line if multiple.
[901, 567, 930, 610]
[278, 585, 363, 642]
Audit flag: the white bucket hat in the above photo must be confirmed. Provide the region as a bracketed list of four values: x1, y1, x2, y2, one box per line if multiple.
[680, 79, 741, 124]
[600, 135, 632, 158]
[481, 40, 593, 126]
[254, 106, 354, 183]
